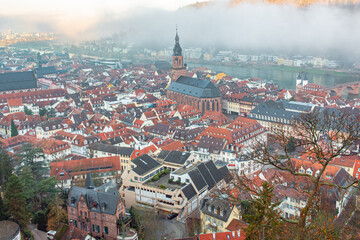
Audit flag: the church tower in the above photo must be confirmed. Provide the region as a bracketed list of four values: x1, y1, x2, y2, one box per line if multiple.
[170, 28, 187, 83]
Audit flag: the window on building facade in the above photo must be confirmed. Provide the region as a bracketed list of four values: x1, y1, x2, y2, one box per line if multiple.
[104, 226, 109, 234]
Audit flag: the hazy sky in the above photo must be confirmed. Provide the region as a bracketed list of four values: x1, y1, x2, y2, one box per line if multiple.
[0, 0, 200, 36]
[1, 0, 360, 58]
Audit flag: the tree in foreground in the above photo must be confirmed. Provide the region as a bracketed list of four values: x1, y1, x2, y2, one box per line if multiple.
[251, 108, 360, 239]
[4, 174, 28, 228]
[18, 166, 36, 212]
[245, 181, 283, 240]
[16, 143, 46, 181]
[46, 195, 67, 231]
[0, 144, 13, 188]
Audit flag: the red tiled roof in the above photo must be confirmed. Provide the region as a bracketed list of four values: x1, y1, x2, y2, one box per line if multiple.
[0, 135, 37, 148]
[199, 231, 245, 240]
[8, 98, 23, 107]
[226, 219, 248, 232]
[161, 140, 185, 152]
[131, 145, 157, 159]
[50, 156, 121, 178]
[200, 111, 232, 127]
[34, 138, 70, 154]
[0, 89, 67, 105]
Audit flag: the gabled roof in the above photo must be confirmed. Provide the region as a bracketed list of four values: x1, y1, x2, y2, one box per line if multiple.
[205, 160, 223, 183]
[68, 186, 119, 215]
[157, 150, 170, 159]
[35, 66, 57, 77]
[132, 154, 161, 176]
[89, 142, 134, 156]
[201, 197, 235, 223]
[0, 71, 37, 91]
[8, 98, 23, 107]
[163, 151, 191, 165]
[167, 76, 221, 98]
[188, 168, 208, 192]
[197, 162, 216, 189]
[182, 184, 197, 200]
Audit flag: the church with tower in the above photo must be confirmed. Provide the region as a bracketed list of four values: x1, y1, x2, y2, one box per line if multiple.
[167, 30, 222, 113]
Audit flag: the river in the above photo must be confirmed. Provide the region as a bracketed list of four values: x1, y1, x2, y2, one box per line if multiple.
[188, 63, 360, 90]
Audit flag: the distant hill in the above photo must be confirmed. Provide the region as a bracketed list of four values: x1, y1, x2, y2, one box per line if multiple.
[229, 0, 360, 6]
[185, 0, 360, 8]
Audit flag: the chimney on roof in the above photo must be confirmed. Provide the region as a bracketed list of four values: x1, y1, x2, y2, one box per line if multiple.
[213, 233, 216, 240]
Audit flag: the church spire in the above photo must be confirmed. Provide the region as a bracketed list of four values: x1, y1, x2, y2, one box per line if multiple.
[173, 26, 182, 56]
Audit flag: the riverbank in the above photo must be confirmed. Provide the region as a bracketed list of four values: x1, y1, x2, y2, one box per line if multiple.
[187, 61, 359, 78]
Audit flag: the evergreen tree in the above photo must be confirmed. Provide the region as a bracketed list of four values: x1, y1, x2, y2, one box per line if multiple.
[245, 181, 283, 240]
[4, 175, 28, 228]
[0, 145, 13, 187]
[38, 177, 59, 207]
[16, 143, 46, 181]
[0, 195, 8, 221]
[10, 119, 18, 137]
[18, 166, 36, 212]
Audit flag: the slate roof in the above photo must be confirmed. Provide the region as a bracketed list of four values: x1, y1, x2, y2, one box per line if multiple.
[35, 66, 57, 78]
[197, 162, 216, 189]
[68, 186, 119, 215]
[149, 123, 169, 136]
[219, 166, 232, 184]
[205, 160, 223, 183]
[182, 184, 197, 200]
[201, 197, 234, 222]
[89, 142, 134, 156]
[163, 151, 191, 165]
[132, 154, 161, 176]
[102, 136, 124, 145]
[0, 71, 37, 91]
[167, 76, 221, 98]
[173, 127, 203, 141]
[198, 135, 225, 153]
[157, 150, 170, 160]
[188, 168, 207, 192]
[249, 100, 301, 121]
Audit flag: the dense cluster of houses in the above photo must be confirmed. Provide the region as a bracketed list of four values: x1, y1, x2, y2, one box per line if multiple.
[1, 45, 360, 240]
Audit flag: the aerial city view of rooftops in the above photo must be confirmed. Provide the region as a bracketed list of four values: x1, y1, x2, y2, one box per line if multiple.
[0, 0, 360, 240]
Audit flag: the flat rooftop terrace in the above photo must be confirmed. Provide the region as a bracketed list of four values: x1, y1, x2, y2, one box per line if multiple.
[144, 174, 184, 191]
